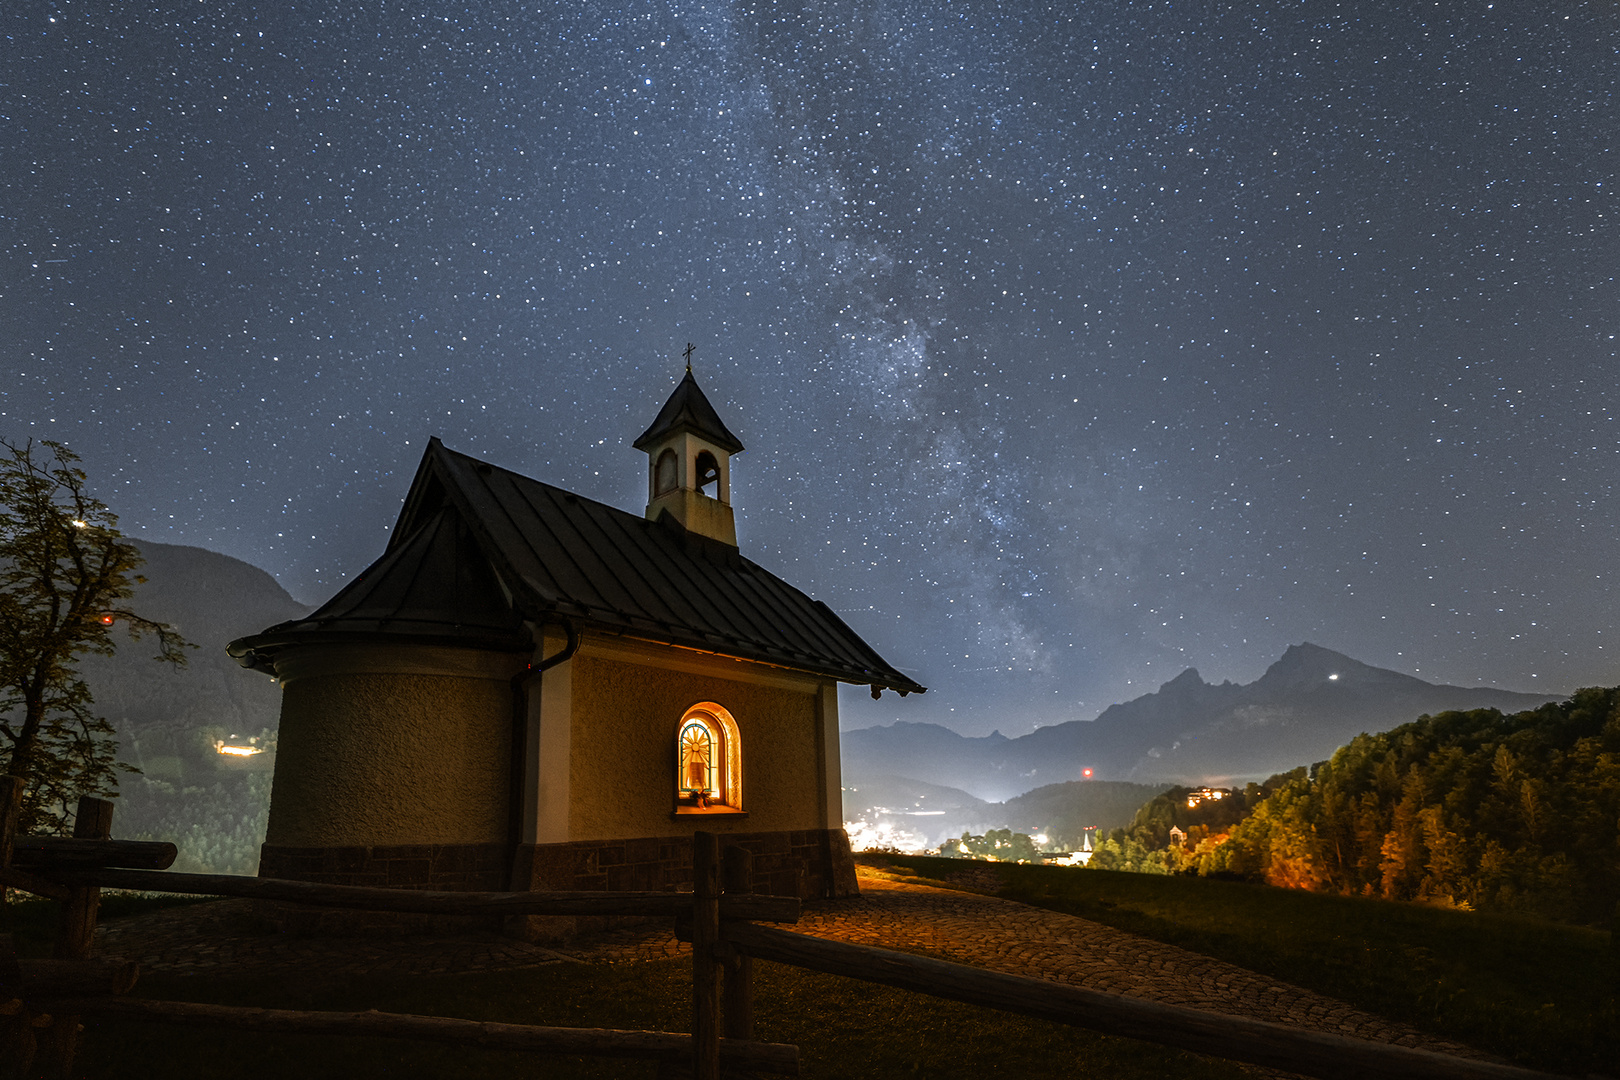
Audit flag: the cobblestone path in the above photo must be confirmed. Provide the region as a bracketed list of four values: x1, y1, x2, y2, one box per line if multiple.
[93, 866, 1486, 1069]
[788, 874, 1480, 1058]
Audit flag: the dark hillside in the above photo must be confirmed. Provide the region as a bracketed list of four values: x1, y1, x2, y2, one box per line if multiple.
[76, 541, 308, 871]
[1001, 780, 1169, 849]
[1194, 686, 1620, 924]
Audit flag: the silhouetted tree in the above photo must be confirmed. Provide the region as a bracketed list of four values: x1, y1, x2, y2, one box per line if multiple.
[0, 439, 190, 832]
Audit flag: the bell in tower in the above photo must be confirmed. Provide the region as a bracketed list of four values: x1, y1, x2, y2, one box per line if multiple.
[632, 346, 745, 547]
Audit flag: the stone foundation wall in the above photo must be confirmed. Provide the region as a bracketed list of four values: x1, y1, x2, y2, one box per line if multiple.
[512, 828, 858, 901]
[258, 828, 859, 901]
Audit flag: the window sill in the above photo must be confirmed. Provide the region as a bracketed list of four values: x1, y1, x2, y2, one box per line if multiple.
[672, 805, 748, 818]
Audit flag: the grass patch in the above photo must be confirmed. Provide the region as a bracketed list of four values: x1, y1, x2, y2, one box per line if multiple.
[70, 960, 1254, 1079]
[865, 855, 1616, 1075]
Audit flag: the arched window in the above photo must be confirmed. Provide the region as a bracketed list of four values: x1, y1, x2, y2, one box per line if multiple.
[694, 450, 720, 498]
[679, 718, 716, 798]
[654, 449, 679, 496]
[675, 703, 742, 812]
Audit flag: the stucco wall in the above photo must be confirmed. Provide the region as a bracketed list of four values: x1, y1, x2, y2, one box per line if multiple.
[567, 654, 825, 841]
[266, 664, 512, 847]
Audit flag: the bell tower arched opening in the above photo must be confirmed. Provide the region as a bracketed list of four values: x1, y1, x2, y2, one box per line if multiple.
[654, 449, 679, 497]
[694, 451, 720, 498]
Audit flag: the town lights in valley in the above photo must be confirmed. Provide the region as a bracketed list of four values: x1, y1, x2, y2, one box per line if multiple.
[215, 740, 264, 757]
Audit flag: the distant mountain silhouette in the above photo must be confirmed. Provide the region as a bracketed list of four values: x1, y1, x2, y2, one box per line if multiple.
[80, 540, 306, 746]
[73, 541, 308, 870]
[844, 643, 1561, 801]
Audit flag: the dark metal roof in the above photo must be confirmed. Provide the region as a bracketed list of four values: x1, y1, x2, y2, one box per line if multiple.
[228, 505, 532, 673]
[231, 439, 924, 695]
[632, 368, 745, 454]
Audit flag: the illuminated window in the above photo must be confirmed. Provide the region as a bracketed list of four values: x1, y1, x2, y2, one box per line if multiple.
[654, 449, 679, 496]
[675, 703, 741, 811]
[680, 719, 716, 797]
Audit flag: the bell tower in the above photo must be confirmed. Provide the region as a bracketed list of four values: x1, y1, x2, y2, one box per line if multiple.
[632, 347, 745, 547]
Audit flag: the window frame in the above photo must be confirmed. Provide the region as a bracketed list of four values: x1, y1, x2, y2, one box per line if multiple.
[673, 702, 744, 816]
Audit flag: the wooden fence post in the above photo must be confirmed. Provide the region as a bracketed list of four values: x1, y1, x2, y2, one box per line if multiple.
[0, 776, 22, 907]
[1, 778, 32, 1080]
[720, 845, 754, 1044]
[56, 796, 114, 961]
[691, 831, 720, 1080]
[39, 795, 114, 1079]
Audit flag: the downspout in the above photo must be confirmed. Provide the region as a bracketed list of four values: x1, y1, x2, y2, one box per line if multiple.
[506, 618, 579, 888]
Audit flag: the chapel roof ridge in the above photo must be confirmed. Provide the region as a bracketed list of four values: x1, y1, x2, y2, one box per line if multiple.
[235, 437, 924, 696]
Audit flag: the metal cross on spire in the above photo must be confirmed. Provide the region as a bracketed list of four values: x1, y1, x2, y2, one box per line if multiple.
[683, 342, 695, 373]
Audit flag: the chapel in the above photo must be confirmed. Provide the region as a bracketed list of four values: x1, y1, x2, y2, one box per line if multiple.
[228, 362, 924, 901]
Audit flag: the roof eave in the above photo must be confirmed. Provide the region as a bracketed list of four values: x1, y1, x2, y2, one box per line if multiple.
[552, 612, 927, 694]
[227, 624, 534, 678]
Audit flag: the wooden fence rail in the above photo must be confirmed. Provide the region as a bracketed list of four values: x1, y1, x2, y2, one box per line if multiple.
[9, 839, 177, 872]
[35, 866, 800, 922]
[721, 921, 1557, 1080]
[29, 998, 801, 1073]
[0, 777, 1567, 1080]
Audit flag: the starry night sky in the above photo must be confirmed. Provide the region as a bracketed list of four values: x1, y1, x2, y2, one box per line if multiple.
[4, 2, 1617, 737]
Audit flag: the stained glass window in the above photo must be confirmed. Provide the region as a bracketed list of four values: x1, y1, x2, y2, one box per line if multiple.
[680, 718, 716, 797]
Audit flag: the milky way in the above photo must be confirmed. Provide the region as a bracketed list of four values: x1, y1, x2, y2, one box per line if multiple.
[4, 2, 1617, 736]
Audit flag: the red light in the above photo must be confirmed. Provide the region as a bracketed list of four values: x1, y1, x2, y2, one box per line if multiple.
[99, 615, 115, 625]
[1082, 768, 1093, 778]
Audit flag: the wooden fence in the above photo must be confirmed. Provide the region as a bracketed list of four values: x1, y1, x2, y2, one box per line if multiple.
[0, 776, 1560, 1080]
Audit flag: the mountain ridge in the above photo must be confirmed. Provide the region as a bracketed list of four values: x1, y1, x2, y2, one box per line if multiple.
[844, 643, 1561, 801]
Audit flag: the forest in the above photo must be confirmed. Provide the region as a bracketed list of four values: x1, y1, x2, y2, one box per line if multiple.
[1119, 688, 1620, 925]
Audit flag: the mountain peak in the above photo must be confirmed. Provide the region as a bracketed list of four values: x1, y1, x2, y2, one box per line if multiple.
[1258, 641, 1426, 694]
[1159, 667, 1205, 693]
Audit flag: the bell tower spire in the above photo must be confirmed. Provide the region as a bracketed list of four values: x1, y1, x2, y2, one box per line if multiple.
[633, 348, 745, 547]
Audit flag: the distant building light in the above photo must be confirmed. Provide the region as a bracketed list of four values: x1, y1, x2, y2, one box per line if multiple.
[1329, 673, 1341, 681]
